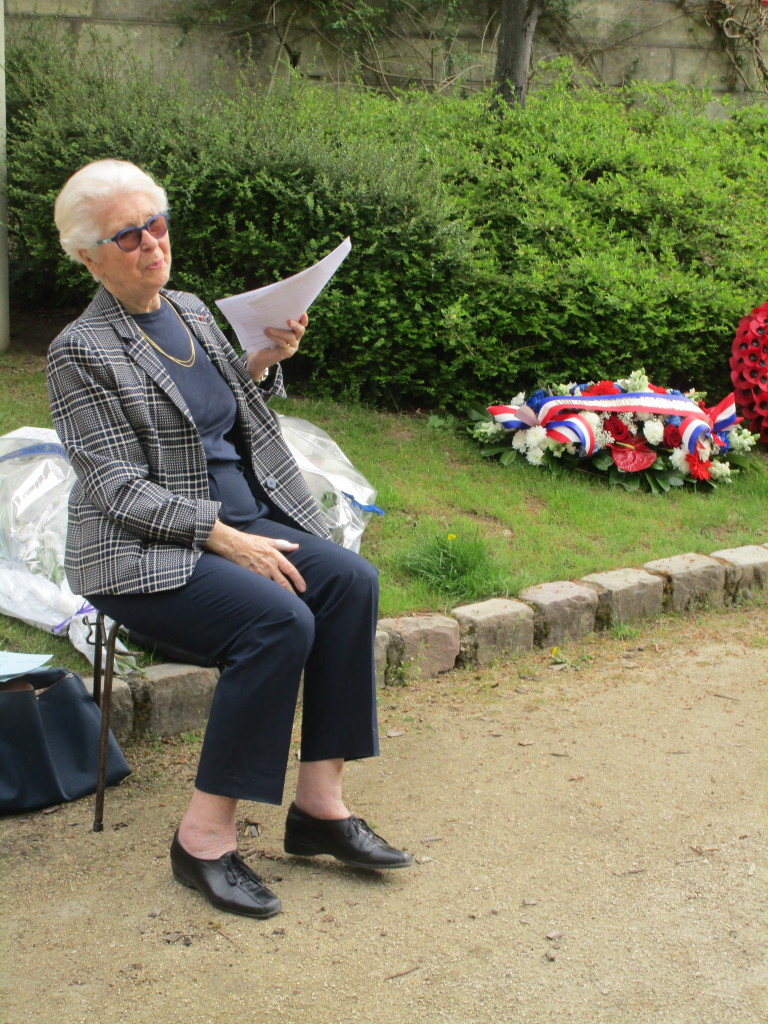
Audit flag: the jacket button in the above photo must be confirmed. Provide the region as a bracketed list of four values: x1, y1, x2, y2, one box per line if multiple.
[265, 476, 278, 490]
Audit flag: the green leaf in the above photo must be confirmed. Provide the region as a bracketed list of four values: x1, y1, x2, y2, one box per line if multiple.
[591, 450, 614, 471]
[620, 474, 642, 492]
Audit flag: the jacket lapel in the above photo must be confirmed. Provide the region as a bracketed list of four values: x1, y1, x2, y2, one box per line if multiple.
[92, 287, 197, 424]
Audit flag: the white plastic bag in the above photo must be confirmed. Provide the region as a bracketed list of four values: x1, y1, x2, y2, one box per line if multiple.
[277, 415, 383, 553]
[0, 428, 127, 665]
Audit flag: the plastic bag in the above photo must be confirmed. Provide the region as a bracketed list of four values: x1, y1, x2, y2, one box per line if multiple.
[0, 428, 127, 666]
[277, 415, 383, 553]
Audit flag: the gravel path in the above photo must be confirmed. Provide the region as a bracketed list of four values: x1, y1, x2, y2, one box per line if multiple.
[1, 603, 766, 1024]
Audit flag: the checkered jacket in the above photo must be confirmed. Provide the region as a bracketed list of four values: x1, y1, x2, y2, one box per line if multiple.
[47, 285, 330, 596]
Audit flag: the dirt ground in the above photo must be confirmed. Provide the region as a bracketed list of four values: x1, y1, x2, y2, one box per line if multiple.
[1, 602, 766, 1024]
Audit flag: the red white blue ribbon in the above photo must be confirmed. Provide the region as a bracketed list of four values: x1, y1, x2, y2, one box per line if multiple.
[488, 390, 737, 455]
[546, 414, 597, 455]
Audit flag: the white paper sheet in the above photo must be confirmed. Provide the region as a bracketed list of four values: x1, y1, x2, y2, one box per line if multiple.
[215, 237, 352, 354]
[0, 651, 52, 681]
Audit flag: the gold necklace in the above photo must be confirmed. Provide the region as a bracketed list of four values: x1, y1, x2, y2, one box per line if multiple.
[137, 297, 196, 368]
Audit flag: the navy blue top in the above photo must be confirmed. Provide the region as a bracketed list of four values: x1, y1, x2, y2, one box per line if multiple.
[133, 299, 269, 526]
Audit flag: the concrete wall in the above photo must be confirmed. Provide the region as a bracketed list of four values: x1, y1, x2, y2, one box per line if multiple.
[4, 0, 758, 98]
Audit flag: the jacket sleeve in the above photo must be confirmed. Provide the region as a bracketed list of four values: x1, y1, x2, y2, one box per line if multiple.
[47, 330, 220, 551]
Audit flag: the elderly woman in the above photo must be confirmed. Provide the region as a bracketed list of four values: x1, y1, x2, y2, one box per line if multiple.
[47, 159, 411, 919]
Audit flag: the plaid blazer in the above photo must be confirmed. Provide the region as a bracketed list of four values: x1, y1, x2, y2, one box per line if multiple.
[47, 286, 330, 596]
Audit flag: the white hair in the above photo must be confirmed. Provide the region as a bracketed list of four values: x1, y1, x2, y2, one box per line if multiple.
[54, 159, 168, 263]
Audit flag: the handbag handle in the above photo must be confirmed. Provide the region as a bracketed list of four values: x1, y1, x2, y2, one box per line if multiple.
[0, 667, 70, 693]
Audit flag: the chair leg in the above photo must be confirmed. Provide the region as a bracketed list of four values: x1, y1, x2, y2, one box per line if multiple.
[93, 614, 120, 833]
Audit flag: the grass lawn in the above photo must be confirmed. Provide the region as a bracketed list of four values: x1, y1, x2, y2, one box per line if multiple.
[2, 334, 767, 668]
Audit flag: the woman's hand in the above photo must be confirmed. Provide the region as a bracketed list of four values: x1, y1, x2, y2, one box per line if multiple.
[205, 520, 306, 593]
[246, 313, 308, 384]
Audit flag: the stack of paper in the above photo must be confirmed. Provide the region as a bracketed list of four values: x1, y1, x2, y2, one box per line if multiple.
[216, 237, 352, 354]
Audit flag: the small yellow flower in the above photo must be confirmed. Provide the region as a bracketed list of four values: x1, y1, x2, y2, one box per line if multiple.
[447, 533, 457, 541]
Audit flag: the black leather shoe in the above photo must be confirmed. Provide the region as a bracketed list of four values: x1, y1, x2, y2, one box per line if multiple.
[170, 831, 281, 919]
[284, 803, 413, 870]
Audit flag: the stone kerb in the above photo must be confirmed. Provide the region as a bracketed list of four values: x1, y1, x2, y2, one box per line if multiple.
[642, 552, 726, 613]
[516, 580, 598, 648]
[451, 598, 534, 666]
[108, 543, 767, 738]
[129, 664, 219, 739]
[580, 568, 664, 629]
[376, 614, 460, 684]
[709, 545, 768, 601]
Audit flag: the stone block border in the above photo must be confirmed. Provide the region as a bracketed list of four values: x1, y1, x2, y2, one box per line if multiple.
[97, 542, 768, 740]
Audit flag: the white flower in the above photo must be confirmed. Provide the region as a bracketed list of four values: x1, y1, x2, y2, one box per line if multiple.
[669, 447, 690, 474]
[709, 460, 732, 480]
[697, 439, 712, 460]
[685, 387, 708, 403]
[642, 419, 664, 446]
[510, 392, 526, 406]
[617, 369, 650, 393]
[472, 420, 504, 442]
[525, 425, 548, 449]
[581, 411, 601, 431]
[592, 426, 612, 451]
[550, 382, 575, 396]
[728, 426, 758, 453]
[512, 430, 528, 452]
[526, 447, 545, 466]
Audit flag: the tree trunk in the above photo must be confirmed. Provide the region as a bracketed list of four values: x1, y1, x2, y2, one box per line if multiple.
[494, 0, 548, 108]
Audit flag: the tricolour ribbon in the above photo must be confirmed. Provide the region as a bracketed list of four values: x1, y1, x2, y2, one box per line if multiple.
[488, 390, 737, 455]
[546, 414, 597, 455]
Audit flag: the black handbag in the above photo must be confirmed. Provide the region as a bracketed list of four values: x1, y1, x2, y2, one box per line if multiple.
[0, 666, 131, 814]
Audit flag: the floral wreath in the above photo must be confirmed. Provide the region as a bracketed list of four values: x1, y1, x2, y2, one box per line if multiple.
[730, 300, 768, 445]
[471, 369, 758, 493]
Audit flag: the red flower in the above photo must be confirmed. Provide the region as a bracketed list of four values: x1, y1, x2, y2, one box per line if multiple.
[604, 414, 634, 444]
[686, 452, 712, 480]
[610, 440, 658, 472]
[647, 383, 667, 394]
[663, 424, 682, 448]
[582, 380, 621, 396]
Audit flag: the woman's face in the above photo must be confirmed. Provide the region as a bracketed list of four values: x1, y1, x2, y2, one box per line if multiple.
[78, 192, 172, 314]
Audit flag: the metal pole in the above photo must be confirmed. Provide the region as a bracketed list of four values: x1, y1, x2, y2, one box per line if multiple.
[0, 7, 10, 354]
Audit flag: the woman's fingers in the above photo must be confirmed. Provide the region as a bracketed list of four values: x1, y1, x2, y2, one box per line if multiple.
[205, 521, 306, 593]
[271, 538, 300, 551]
[273, 553, 306, 594]
[263, 313, 308, 355]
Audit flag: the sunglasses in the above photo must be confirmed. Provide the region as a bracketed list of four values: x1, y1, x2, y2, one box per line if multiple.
[94, 212, 169, 253]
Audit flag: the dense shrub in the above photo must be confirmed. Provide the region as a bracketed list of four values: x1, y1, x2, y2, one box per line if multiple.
[338, 68, 768, 400]
[8, 31, 768, 407]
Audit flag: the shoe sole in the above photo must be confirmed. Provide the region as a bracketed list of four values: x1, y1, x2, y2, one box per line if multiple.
[171, 865, 282, 919]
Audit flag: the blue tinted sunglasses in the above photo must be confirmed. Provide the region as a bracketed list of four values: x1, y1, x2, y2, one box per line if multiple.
[94, 212, 169, 253]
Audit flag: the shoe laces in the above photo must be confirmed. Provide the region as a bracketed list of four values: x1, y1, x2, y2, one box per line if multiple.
[350, 817, 387, 848]
[224, 852, 270, 895]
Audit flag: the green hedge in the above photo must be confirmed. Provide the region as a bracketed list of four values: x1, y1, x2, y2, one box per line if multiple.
[8, 30, 768, 408]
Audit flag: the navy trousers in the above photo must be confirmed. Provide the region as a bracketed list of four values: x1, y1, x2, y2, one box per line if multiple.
[87, 519, 380, 804]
